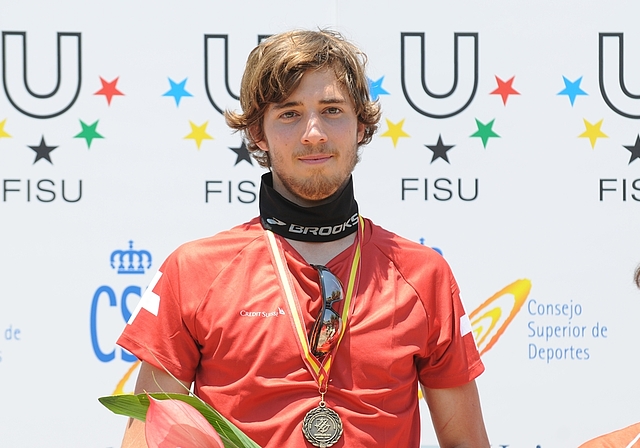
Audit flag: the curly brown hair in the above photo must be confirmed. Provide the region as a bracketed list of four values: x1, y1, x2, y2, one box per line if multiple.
[225, 29, 381, 168]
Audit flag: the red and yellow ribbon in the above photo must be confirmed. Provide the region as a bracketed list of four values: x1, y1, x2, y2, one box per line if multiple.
[265, 216, 364, 390]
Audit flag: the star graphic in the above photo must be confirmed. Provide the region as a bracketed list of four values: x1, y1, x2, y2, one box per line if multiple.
[558, 76, 588, 106]
[184, 121, 214, 149]
[0, 119, 11, 139]
[162, 77, 193, 107]
[380, 118, 410, 148]
[623, 135, 640, 164]
[368, 76, 390, 101]
[490, 76, 520, 105]
[470, 119, 500, 148]
[74, 120, 104, 148]
[578, 118, 607, 149]
[426, 135, 455, 164]
[229, 141, 253, 165]
[29, 136, 57, 164]
[94, 77, 124, 105]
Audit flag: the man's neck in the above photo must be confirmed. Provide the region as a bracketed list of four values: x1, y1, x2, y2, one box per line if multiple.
[259, 172, 359, 246]
[271, 175, 356, 264]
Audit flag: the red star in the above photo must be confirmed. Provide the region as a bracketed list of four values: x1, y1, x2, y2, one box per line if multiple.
[490, 76, 519, 105]
[94, 77, 124, 105]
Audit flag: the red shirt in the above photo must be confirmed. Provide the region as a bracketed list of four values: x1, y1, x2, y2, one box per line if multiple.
[118, 217, 484, 447]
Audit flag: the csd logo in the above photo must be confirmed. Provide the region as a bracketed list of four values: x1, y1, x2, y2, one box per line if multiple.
[90, 241, 151, 363]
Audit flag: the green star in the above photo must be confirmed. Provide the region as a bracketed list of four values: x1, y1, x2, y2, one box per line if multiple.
[470, 118, 500, 148]
[74, 120, 104, 148]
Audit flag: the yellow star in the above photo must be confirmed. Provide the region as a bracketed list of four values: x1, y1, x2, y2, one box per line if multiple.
[184, 120, 214, 149]
[578, 118, 608, 149]
[380, 118, 410, 148]
[0, 119, 11, 139]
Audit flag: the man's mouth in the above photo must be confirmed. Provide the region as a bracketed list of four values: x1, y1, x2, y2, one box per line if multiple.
[298, 153, 333, 163]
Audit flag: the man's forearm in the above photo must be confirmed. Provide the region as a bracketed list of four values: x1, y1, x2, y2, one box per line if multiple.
[121, 418, 147, 448]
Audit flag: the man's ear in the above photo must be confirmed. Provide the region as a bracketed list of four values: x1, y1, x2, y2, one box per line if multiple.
[357, 122, 366, 144]
[250, 125, 269, 151]
[255, 140, 269, 151]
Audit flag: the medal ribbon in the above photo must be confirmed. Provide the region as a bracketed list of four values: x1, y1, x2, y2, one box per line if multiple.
[266, 215, 364, 390]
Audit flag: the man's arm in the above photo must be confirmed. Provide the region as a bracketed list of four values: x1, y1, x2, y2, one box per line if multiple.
[422, 380, 490, 448]
[121, 361, 192, 448]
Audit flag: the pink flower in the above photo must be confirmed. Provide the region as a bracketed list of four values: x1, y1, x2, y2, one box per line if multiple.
[145, 396, 224, 448]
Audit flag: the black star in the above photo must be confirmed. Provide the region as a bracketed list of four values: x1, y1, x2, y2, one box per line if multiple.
[623, 135, 640, 165]
[426, 134, 455, 164]
[29, 136, 58, 164]
[229, 141, 253, 166]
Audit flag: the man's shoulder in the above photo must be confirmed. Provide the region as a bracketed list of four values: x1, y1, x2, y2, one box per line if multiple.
[364, 219, 458, 304]
[169, 217, 265, 266]
[365, 219, 445, 264]
[363, 218, 453, 288]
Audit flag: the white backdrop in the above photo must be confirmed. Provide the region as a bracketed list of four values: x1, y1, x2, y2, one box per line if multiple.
[1, 1, 640, 447]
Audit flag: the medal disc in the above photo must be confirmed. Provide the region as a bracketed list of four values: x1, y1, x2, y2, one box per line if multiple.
[302, 404, 343, 447]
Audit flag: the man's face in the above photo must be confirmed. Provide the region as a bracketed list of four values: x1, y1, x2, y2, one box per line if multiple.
[255, 68, 365, 206]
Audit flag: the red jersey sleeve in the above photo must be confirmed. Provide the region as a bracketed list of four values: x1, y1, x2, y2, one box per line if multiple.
[117, 250, 201, 383]
[415, 255, 484, 389]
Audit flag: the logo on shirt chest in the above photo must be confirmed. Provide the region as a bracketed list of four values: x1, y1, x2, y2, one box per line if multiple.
[239, 307, 286, 318]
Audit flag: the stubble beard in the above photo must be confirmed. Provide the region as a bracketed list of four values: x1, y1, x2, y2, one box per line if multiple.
[273, 144, 359, 203]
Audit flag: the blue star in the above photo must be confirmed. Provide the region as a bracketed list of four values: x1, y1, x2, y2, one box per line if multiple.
[368, 76, 389, 101]
[162, 78, 193, 107]
[557, 76, 588, 106]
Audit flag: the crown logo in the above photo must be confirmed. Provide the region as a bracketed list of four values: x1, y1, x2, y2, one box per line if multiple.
[110, 240, 152, 275]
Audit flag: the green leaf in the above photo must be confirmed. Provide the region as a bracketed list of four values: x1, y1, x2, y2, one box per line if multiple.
[99, 394, 148, 422]
[99, 393, 262, 448]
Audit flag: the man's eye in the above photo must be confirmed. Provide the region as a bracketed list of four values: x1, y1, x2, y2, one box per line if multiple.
[280, 111, 297, 119]
[325, 107, 341, 115]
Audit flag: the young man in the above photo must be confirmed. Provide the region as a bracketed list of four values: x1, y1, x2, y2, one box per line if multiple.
[118, 29, 489, 448]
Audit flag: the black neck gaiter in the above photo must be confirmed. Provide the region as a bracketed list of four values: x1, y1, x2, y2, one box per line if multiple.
[259, 172, 359, 242]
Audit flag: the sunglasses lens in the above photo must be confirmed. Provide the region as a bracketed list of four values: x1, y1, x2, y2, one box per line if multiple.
[315, 309, 341, 353]
[310, 266, 345, 357]
[322, 271, 343, 304]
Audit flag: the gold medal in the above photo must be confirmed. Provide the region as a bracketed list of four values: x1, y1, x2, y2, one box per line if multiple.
[302, 401, 343, 447]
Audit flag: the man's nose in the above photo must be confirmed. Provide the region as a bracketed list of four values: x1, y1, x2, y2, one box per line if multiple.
[301, 114, 328, 145]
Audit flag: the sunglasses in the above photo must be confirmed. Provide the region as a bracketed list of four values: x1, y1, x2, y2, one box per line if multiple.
[309, 265, 345, 358]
